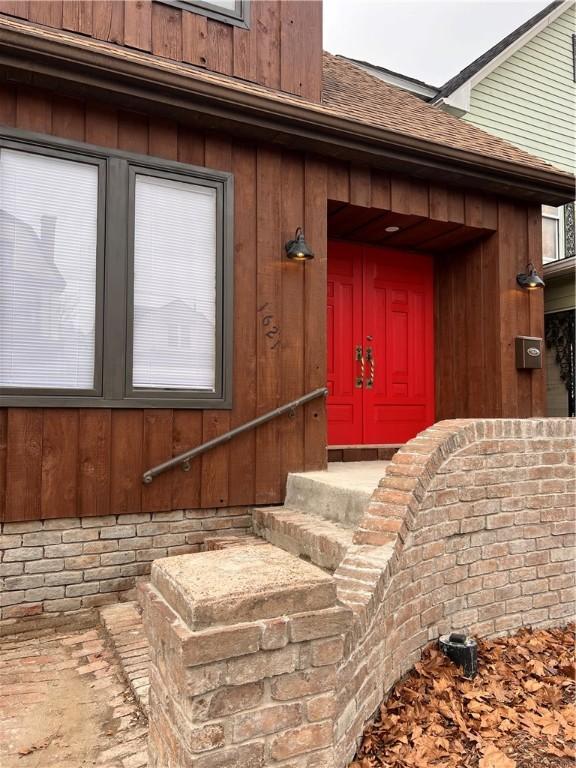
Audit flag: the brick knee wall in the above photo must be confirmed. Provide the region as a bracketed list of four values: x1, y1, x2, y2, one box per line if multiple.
[333, 418, 575, 764]
[0, 507, 252, 625]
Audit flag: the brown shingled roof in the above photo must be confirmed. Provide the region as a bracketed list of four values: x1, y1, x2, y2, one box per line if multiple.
[321, 52, 567, 178]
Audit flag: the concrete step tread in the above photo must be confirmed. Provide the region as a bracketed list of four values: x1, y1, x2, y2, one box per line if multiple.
[285, 461, 389, 528]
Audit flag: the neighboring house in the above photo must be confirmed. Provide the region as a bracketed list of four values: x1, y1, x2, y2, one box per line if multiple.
[0, 2, 572, 577]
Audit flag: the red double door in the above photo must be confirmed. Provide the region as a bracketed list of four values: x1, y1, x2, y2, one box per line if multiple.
[327, 241, 435, 445]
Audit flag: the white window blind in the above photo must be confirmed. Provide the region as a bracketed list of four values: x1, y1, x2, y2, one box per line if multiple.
[132, 174, 217, 391]
[0, 149, 98, 389]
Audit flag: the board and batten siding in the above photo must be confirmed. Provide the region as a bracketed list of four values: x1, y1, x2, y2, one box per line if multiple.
[0, 83, 546, 522]
[0, 1, 323, 102]
[463, 3, 576, 175]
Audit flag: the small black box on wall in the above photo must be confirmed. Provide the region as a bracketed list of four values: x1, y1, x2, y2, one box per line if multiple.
[515, 336, 543, 369]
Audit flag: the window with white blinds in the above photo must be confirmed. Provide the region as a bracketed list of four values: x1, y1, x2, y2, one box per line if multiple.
[132, 175, 217, 391]
[0, 133, 231, 408]
[0, 148, 98, 390]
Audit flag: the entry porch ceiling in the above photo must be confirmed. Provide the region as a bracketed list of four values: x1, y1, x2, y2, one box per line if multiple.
[328, 201, 491, 252]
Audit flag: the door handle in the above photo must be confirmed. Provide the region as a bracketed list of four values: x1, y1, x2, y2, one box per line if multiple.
[355, 345, 364, 388]
[366, 347, 375, 388]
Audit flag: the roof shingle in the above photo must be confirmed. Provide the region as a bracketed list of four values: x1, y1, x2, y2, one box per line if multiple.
[321, 52, 569, 178]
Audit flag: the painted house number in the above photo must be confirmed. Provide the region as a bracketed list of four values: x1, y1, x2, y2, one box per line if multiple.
[258, 303, 281, 350]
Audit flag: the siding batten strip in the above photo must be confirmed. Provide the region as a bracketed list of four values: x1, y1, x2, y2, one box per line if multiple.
[200, 135, 232, 508]
[303, 155, 327, 470]
[255, 145, 283, 503]
[228, 143, 257, 506]
[280, 151, 306, 480]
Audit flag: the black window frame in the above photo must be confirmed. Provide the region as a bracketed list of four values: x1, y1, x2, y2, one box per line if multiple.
[0, 129, 234, 409]
[157, 0, 249, 28]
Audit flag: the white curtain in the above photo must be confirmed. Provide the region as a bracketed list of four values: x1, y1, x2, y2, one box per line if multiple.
[132, 174, 217, 391]
[0, 148, 98, 389]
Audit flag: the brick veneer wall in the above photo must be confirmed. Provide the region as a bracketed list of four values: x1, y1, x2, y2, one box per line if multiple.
[144, 418, 575, 768]
[0, 507, 251, 627]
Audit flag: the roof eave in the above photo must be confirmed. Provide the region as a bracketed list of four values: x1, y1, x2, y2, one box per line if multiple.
[0, 17, 573, 206]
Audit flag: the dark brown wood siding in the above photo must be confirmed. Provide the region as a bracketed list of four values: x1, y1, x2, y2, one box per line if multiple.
[0, 87, 546, 522]
[0, 84, 327, 521]
[435, 202, 545, 420]
[0, 0, 323, 101]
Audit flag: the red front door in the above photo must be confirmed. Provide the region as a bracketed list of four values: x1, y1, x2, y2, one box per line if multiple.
[327, 241, 435, 445]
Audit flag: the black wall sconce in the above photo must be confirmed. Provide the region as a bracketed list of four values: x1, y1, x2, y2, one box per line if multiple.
[285, 227, 314, 261]
[516, 263, 545, 290]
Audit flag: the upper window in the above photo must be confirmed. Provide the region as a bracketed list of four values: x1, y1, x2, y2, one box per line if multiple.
[542, 205, 565, 264]
[0, 133, 233, 408]
[158, 0, 249, 27]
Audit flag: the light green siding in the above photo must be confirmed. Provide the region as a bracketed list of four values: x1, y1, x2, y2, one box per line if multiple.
[544, 274, 576, 313]
[463, 4, 576, 175]
[545, 346, 569, 416]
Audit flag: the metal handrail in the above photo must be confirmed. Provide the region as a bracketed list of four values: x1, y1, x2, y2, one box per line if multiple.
[142, 386, 328, 484]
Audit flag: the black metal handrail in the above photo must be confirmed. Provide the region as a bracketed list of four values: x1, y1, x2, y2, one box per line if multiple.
[142, 386, 328, 484]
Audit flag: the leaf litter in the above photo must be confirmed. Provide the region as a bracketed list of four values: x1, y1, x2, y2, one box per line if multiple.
[350, 624, 575, 768]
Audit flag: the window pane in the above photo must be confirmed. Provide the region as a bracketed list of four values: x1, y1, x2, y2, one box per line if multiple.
[542, 216, 559, 263]
[206, 0, 238, 10]
[132, 174, 217, 391]
[0, 149, 98, 389]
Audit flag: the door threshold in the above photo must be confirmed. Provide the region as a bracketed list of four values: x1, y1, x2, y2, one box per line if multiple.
[327, 445, 402, 462]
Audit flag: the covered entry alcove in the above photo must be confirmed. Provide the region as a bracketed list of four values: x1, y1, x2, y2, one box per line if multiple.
[324, 166, 544, 459]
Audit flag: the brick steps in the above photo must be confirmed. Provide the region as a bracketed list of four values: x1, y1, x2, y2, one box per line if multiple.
[98, 518, 354, 721]
[203, 534, 268, 550]
[99, 601, 150, 715]
[97, 535, 268, 716]
[252, 506, 354, 571]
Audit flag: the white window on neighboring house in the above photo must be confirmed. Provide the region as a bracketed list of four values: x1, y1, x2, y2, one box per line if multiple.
[542, 205, 565, 264]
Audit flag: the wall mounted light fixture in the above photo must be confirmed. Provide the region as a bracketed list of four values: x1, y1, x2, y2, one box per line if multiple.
[285, 227, 314, 261]
[516, 263, 545, 290]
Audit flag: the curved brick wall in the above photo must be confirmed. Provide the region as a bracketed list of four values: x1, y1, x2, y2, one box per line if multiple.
[332, 418, 575, 765]
[143, 418, 575, 768]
